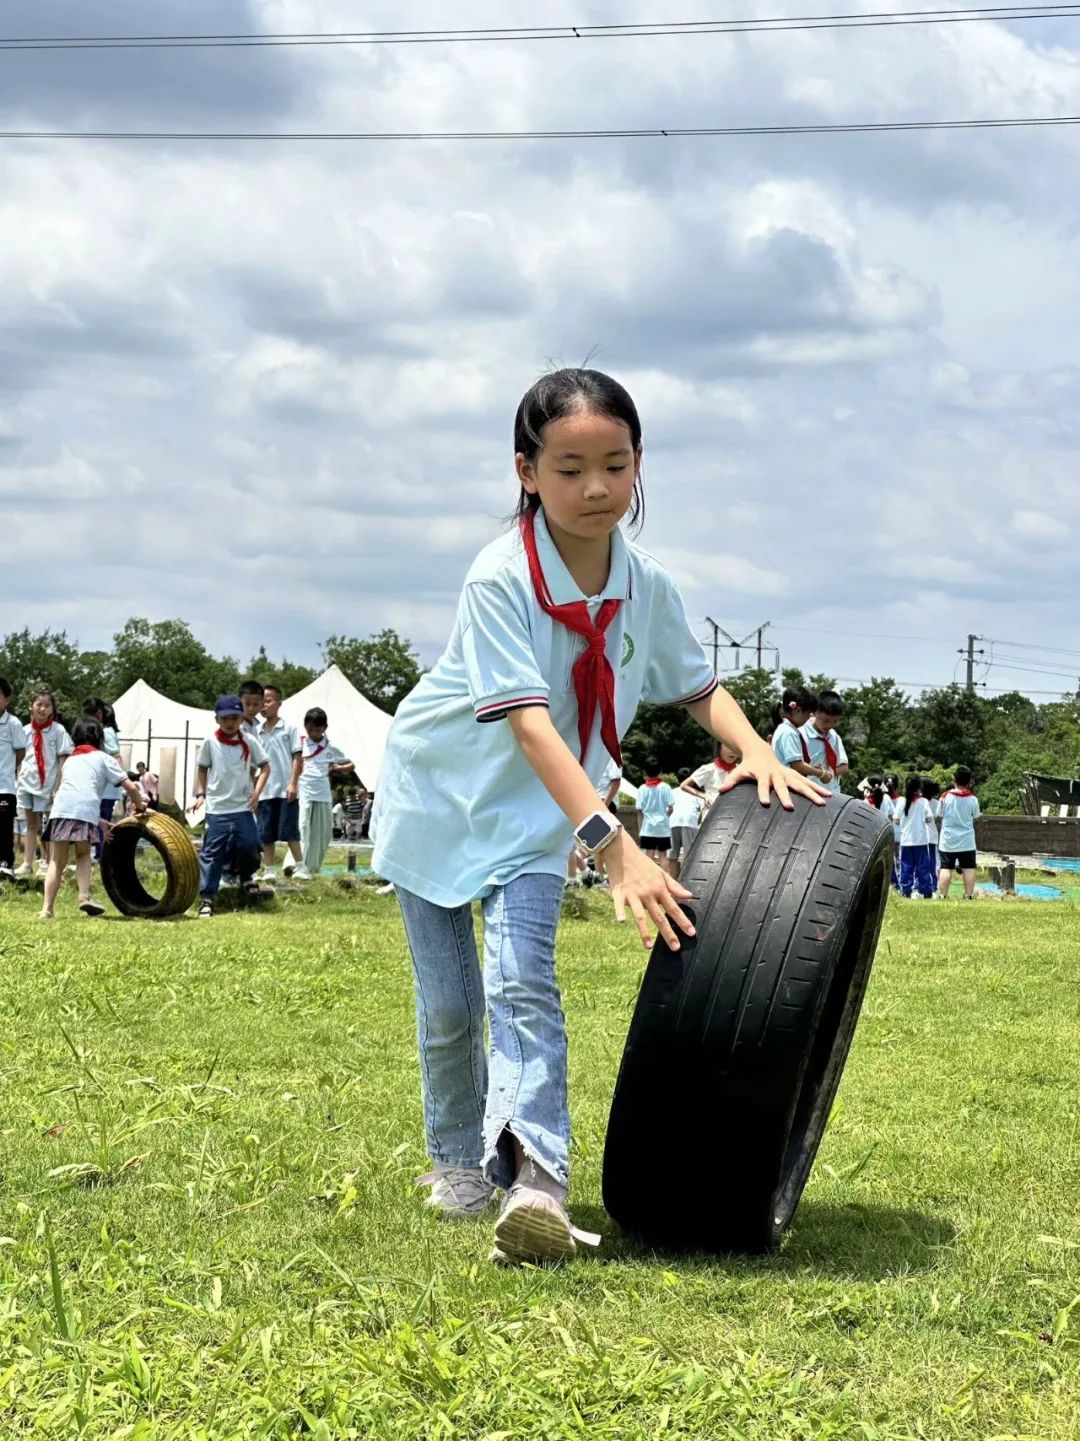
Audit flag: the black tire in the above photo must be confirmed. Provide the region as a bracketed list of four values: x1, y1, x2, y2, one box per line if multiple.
[100, 812, 201, 919]
[602, 786, 892, 1254]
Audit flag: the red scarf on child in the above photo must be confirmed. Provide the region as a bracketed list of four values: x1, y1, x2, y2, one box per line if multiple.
[714, 756, 737, 773]
[807, 726, 838, 771]
[945, 788, 973, 799]
[30, 717, 53, 785]
[520, 508, 622, 767]
[304, 739, 328, 762]
[644, 777, 662, 787]
[70, 745, 98, 758]
[216, 728, 250, 763]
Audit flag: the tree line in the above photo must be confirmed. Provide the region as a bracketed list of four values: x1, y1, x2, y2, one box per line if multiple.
[2, 623, 1074, 814]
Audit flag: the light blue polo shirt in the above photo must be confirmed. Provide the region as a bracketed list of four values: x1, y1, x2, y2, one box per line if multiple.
[799, 722, 848, 795]
[939, 791, 980, 853]
[771, 720, 805, 767]
[636, 781, 674, 839]
[371, 510, 717, 906]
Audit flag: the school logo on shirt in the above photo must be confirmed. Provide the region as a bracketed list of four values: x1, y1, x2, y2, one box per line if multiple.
[621, 633, 635, 669]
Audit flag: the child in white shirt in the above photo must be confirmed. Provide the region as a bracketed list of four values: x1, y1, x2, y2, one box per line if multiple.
[669, 766, 702, 879]
[898, 774, 937, 899]
[296, 706, 353, 878]
[0, 676, 27, 879]
[635, 757, 675, 875]
[17, 690, 73, 876]
[40, 719, 146, 919]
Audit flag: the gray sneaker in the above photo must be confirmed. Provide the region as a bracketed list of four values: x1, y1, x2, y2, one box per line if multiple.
[490, 1185, 601, 1266]
[415, 1165, 496, 1219]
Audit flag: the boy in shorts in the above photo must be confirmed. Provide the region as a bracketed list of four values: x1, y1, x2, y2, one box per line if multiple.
[635, 757, 675, 875]
[937, 766, 981, 899]
[256, 685, 303, 881]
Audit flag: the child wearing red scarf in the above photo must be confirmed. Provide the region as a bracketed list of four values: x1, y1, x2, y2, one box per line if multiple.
[39, 718, 145, 919]
[634, 757, 676, 873]
[681, 740, 741, 815]
[937, 765, 981, 899]
[370, 368, 826, 1266]
[188, 696, 271, 918]
[16, 690, 72, 878]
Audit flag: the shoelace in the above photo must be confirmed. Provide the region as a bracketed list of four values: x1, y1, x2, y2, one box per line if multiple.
[415, 1167, 493, 1208]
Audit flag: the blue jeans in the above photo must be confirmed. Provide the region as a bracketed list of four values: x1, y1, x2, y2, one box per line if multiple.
[901, 843, 936, 898]
[395, 872, 568, 1192]
[199, 811, 261, 898]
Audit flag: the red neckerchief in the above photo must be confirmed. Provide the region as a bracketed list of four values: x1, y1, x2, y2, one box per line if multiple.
[30, 717, 53, 785]
[216, 728, 250, 764]
[70, 745, 98, 757]
[809, 725, 838, 771]
[644, 777, 663, 788]
[520, 508, 622, 767]
[714, 757, 737, 773]
[304, 739, 328, 762]
[889, 790, 900, 801]
[945, 788, 973, 798]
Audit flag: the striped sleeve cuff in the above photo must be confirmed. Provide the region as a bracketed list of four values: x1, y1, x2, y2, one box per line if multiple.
[669, 676, 720, 708]
[475, 693, 550, 724]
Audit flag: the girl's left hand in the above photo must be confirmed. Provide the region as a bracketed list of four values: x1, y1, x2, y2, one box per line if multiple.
[717, 744, 830, 810]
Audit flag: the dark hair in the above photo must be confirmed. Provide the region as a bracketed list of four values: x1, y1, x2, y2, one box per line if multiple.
[263, 684, 282, 701]
[955, 765, 973, 788]
[864, 774, 885, 809]
[816, 690, 844, 718]
[645, 755, 661, 777]
[0, 677, 11, 699]
[921, 777, 942, 802]
[677, 766, 692, 782]
[771, 685, 818, 730]
[82, 696, 117, 729]
[904, 773, 923, 808]
[72, 718, 104, 750]
[136, 761, 146, 772]
[511, 368, 645, 533]
[885, 773, 901, 794]
[304, 707, 328, 727]
[239, 680, 264, 698]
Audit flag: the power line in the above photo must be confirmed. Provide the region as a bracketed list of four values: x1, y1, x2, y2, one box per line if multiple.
[3, 4, 1077, 50]
[3, 116, 1080, 143]
[771, 623, 948, 643]
[982, 634, 1080, 659]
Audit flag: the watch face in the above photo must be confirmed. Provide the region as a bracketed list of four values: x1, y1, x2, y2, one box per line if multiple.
[577, 813, 613, 850]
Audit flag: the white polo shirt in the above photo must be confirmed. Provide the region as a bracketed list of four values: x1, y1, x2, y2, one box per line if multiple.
[595, 755, 622, 802]
[51, 751, 129, 824]
[372, 509, 717, 906]
[940, 791, 980, 853]
[670, 787, 702, 830]
[900, 796, 937, 847]
[18, 721, 73, 800]
[799, 722, 848, 795]
[197, 733, 269, 816]
[257, 717, 303, 800]
[297, 737, 349, 804]
[688, 759, 737, 809]
[0, 711, 28, 794]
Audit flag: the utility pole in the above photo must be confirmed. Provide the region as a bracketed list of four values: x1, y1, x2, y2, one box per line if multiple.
[704, 619, 777, 675]
[959, 634, 985, 694]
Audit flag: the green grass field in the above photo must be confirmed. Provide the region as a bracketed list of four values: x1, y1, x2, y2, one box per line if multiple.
[0, 875, 1077, 1440]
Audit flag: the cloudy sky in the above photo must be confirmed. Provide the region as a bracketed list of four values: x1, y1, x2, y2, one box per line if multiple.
[3, 0, 1080, 701]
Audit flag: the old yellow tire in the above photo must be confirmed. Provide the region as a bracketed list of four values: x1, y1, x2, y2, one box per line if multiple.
[100, 812, 200, 918]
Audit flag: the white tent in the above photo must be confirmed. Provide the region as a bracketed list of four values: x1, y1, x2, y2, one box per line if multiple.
[113, 665, 394, 803]
[617, 777, 639, 803]
[113, 679, 214, 806]
[279, 664, 392, 790]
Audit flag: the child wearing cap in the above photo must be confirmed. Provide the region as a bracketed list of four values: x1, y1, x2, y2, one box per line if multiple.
[189, 696, 271, 918]
[295, 707, 353, 879]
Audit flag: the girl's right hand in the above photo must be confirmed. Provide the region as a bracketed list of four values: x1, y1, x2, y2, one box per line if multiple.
[602, 831, 697, 952]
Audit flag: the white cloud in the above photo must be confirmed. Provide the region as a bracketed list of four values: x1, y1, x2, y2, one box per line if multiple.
[1012, 509, 1070, 542]
[0, 0, 1079, 698]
